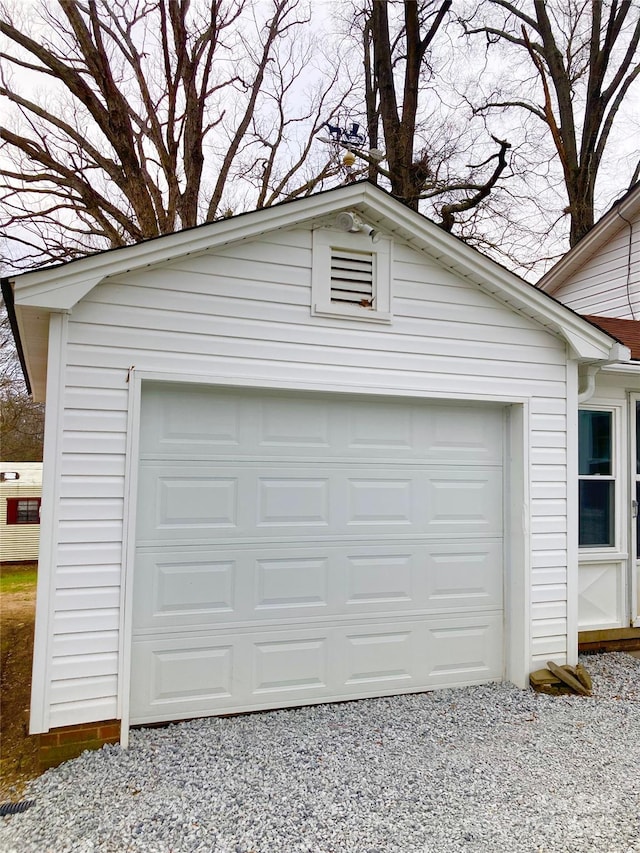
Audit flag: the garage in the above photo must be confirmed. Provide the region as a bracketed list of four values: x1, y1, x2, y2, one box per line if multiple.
[13, 181, 623, 751]
[129, 382, 505, 724]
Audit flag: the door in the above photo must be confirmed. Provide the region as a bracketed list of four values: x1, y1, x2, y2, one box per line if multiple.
[633, 398, 640, 626]
[129, 383, 505, 724]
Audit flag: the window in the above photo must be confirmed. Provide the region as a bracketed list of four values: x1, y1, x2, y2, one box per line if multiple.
[579, 410, 614, 547]
[311, 228, 392, 322]
[6, 497, 41, 525]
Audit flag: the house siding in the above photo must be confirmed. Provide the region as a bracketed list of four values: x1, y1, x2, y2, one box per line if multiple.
[35, 229, 571, 730]
[575, 370, 640, 631]
[0, 462, 42, 562]
[547, 216, 640, 318]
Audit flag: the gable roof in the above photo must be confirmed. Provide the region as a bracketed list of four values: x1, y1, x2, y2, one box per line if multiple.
[3, 180, 626, 400]
[538, 182, 640, 295]
[583, 314, 640, 360]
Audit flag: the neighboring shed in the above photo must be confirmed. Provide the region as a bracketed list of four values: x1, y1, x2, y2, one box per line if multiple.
[0, 462, 43, 562]
[2, 181, 625, 757]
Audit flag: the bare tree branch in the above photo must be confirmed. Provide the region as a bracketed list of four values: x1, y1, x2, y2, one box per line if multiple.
[0, 0, 346, 269]
[459, 0, 640, 246]
[359, 0, 510, 228]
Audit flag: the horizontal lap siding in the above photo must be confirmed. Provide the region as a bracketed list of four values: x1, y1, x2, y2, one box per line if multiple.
[46, 230, 570, 726]
[1, 523, 40, 562]
[550, 219, 640, 318]
[529, 404, 568, 665]
[1, 464, 43, 562]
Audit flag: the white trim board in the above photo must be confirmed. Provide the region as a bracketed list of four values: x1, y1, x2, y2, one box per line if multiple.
[116, 370, 531, 743]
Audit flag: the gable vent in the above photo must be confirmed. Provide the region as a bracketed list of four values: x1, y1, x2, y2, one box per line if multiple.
[330, 249, 374, 308]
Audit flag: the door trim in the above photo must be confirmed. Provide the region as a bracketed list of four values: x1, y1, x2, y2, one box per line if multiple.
[629, 393, 640, 627]
[118, 369, 530, 744]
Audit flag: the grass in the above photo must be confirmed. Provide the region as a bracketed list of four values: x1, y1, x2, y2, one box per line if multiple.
[0, 563, 38, 595]
[0, 561, 40, 800]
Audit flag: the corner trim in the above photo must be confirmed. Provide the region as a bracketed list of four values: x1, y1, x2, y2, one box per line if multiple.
[29, 311, 69, 733]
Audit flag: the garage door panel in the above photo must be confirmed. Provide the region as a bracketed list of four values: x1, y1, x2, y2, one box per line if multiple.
[345, 553, 413, 605]
[258, 397, 332, 449]
[346, 477, 413, 525]
[258, 476, 330, 527]
[253, 637, 328, 694]
[133, 543, 503, 631]
[132, 386, 505, 723]
[140, 384, 245, 455]
[256, 555, 329, 610]
[420, 408, 503, 463]
[346, 403, 418, 453]
[129, 613, 503, 724]
[135, 469, 239, 539]
[423, 543, 503, 607]
[136, 464, 502, 543]
[157, 475, 237, 528]
[426, 618, 503, 685]
[140, 384, 503, 464]
[346, 403, 503, 462]
[151, 644, 233, 701]
[133, 553, 235, 625]
[426, 472, 502, 530]
[343, 629, 414, 686]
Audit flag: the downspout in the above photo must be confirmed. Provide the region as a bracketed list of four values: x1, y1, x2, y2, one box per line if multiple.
[578, 364, 600, 403]
[578, 342, 632, 403]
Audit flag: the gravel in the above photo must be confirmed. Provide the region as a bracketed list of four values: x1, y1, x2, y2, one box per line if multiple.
[1, 652, 639, 853]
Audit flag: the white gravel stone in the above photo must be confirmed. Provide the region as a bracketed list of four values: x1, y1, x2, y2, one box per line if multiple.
[1, 652, 639, 853]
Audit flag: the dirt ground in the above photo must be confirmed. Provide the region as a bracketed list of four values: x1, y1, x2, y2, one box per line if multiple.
[0, 567, 40, 801]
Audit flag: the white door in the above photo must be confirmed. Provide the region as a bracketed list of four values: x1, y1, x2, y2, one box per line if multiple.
[130, 383, 505, 724]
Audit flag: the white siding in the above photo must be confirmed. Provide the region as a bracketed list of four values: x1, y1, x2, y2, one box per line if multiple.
[37, 228, 571, 729]
[549, 215, 640, 318]
[0, 462, 42, 562]
[576, 372, 640, 631]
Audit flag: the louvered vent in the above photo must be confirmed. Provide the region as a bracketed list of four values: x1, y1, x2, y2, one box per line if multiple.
[330, 249, 374, 308]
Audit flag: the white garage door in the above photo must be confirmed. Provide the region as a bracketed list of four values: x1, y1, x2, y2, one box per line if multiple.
[130, 383, 505, 724]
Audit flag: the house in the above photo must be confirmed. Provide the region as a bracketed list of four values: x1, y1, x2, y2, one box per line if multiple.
[538, 182, 640, 648]
[2, 181, 628, 762]
[0, 462, 43, 562]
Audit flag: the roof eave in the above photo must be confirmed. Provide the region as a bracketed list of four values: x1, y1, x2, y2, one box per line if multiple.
[538, 183, 640, 295]
[9, 183, 378, 311]
[8, 180, 621, 367]
[359, 190, 620, 362]
[1, 277, 32, 395]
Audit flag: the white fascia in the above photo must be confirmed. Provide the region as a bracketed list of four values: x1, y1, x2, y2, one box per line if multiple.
[9, 185, 377, 311]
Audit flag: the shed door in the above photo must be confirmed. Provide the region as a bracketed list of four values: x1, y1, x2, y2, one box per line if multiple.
[130, 383, 505, 725]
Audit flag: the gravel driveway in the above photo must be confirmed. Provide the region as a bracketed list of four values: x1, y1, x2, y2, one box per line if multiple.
[1, 652, 639, 853]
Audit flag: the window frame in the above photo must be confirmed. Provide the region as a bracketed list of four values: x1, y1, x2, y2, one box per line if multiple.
[578, 406, 618, 550]
[311, 227, 392, 323]
[6, 497, 41, 525]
